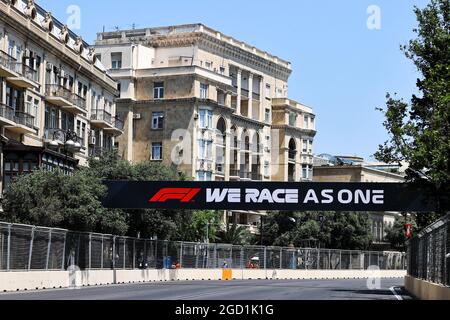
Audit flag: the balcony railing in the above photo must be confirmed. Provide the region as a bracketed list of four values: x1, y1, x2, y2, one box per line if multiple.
[21, 64, 39, 83]
[14, 111, 35, 129]
[71, 93, 87, 110]
[113, 116, 124, 131]
[0, 104, 16, 122]
[91, 109, 113, 125]
[241, 88, 249, 98]
[252, 92, 260, 101]
[46, 84, 72, 101]
[0, 51, 23, 74]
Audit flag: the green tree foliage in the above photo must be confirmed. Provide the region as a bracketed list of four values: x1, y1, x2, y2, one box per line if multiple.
[217, 222, 253, 245]
[261, 211, 372, 250]
[375, 0, 450, 228]
[1, 169, 128, 235]
[1, 151, 218, 241]
[385, 215, 418, 251]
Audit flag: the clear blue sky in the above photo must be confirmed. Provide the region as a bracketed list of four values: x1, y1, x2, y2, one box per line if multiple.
[39, 0, 428, 160]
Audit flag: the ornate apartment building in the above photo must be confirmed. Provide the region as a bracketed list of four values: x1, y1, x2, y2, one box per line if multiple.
[0, 0, 123, 192]
[94, 24, 316, 231]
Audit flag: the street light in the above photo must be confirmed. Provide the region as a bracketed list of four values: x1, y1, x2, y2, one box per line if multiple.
[48, 129, 81, 173]
[48, 129, 81, 154]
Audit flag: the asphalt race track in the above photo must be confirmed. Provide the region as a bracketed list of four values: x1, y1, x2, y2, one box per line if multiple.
[0, 278, 413, 300]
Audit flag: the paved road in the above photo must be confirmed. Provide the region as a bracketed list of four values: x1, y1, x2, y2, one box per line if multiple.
[0, 278, 412, 300]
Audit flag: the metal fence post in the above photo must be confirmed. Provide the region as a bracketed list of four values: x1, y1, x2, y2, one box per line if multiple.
[61, 231, 66, 270]
[214, 244, 218, 269]
[28, 226, 35, 271]
[349, 251, 352, 270]
[101, 235, 104, 269]
[280, 248, 282, 269]
[6, 224, 11, 271]
[339, 250, 342, 270]
[263, 247, 267, 270]
[123, 239, 126, 269]
[133, 239, 136, 269]
[240, 246, 244, 270]
[180, 242, 183, 268]
[88, 233, 92, 269]
[112, 236, 116, 271]
[45, 229, 52, 270]
[317, 249, 320, 270]
[328, 250, 331, 270]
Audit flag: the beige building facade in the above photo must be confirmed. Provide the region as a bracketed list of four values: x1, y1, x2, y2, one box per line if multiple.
[0, 0, 123, 193]
[94, 24, 316, 232]
[313, 155, 406, 247]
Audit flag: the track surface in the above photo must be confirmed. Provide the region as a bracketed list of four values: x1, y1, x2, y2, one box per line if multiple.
[0, 278, 413, 300]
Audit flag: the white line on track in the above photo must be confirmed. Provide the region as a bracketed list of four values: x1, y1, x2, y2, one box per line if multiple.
[389, 286, 403, 300]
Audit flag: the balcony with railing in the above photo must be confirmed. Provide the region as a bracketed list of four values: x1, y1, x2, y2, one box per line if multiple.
[6, 63, 39, 89]
[104, 116, 124, 135]
[9, 111, 35, 134]
[45, 85, 87, 114]
[21, 64, 39, 83]
[0, 51, 21, 77]
[0, 101, 35, 133]
[0, 103, 16, 125]
[90, 109, 113, 129]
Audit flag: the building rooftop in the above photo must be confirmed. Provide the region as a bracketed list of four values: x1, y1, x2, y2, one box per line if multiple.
[96, 23, 292, 71]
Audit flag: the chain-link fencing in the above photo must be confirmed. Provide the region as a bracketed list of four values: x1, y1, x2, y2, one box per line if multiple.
[0, 221, 406, 272]
[407, 213, 450, 287]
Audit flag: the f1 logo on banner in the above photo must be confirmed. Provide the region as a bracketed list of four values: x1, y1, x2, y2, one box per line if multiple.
[102, 181, 441, 212]
[149, 188, 201, 203]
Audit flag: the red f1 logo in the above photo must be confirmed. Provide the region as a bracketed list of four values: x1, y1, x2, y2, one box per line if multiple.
[149, 188, 201, 203]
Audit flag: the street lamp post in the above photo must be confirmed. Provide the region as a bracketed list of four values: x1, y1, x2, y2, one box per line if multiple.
[48, 129, 81, 172]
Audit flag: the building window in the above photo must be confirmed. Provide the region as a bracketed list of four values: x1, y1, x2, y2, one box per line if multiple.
[45, 105, 59, 129]
[111, 52, 122, 69]
[302, 139, 308, 153]
[152, 112, 164, 130]
[219, 66, 225, 75]
[310, 117, 315, 130]
[302, 165, 308, 179]
[153, 82, 164, 99]
[265, 83, 271, 99]
[205, 61, 212, 69]
[289, 112, 297, 126]
[198, 139, 213, 160]
[197, 171, 212, 181]
[304, 115, 309, 129]
[151, 143, 162, 160]
[198, 109, 213, 129]
[61, 111, 74, 132]
[265, 108, 271, 123]
[200, 83, 209, 99]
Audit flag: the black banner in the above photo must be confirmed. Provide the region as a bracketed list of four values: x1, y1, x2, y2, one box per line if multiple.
[102, 181, 439, 212]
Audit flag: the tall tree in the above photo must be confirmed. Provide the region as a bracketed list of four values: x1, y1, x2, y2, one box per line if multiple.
[375, 0, 450, 228]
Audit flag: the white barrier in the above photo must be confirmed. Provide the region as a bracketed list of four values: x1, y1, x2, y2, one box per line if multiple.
[0, 269, 407, 293]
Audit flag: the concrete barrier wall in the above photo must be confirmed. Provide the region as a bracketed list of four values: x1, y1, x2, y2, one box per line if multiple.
[0, 271, 68, 291]
[0, 269, 407, 293]
[404, 275, 450, 300]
